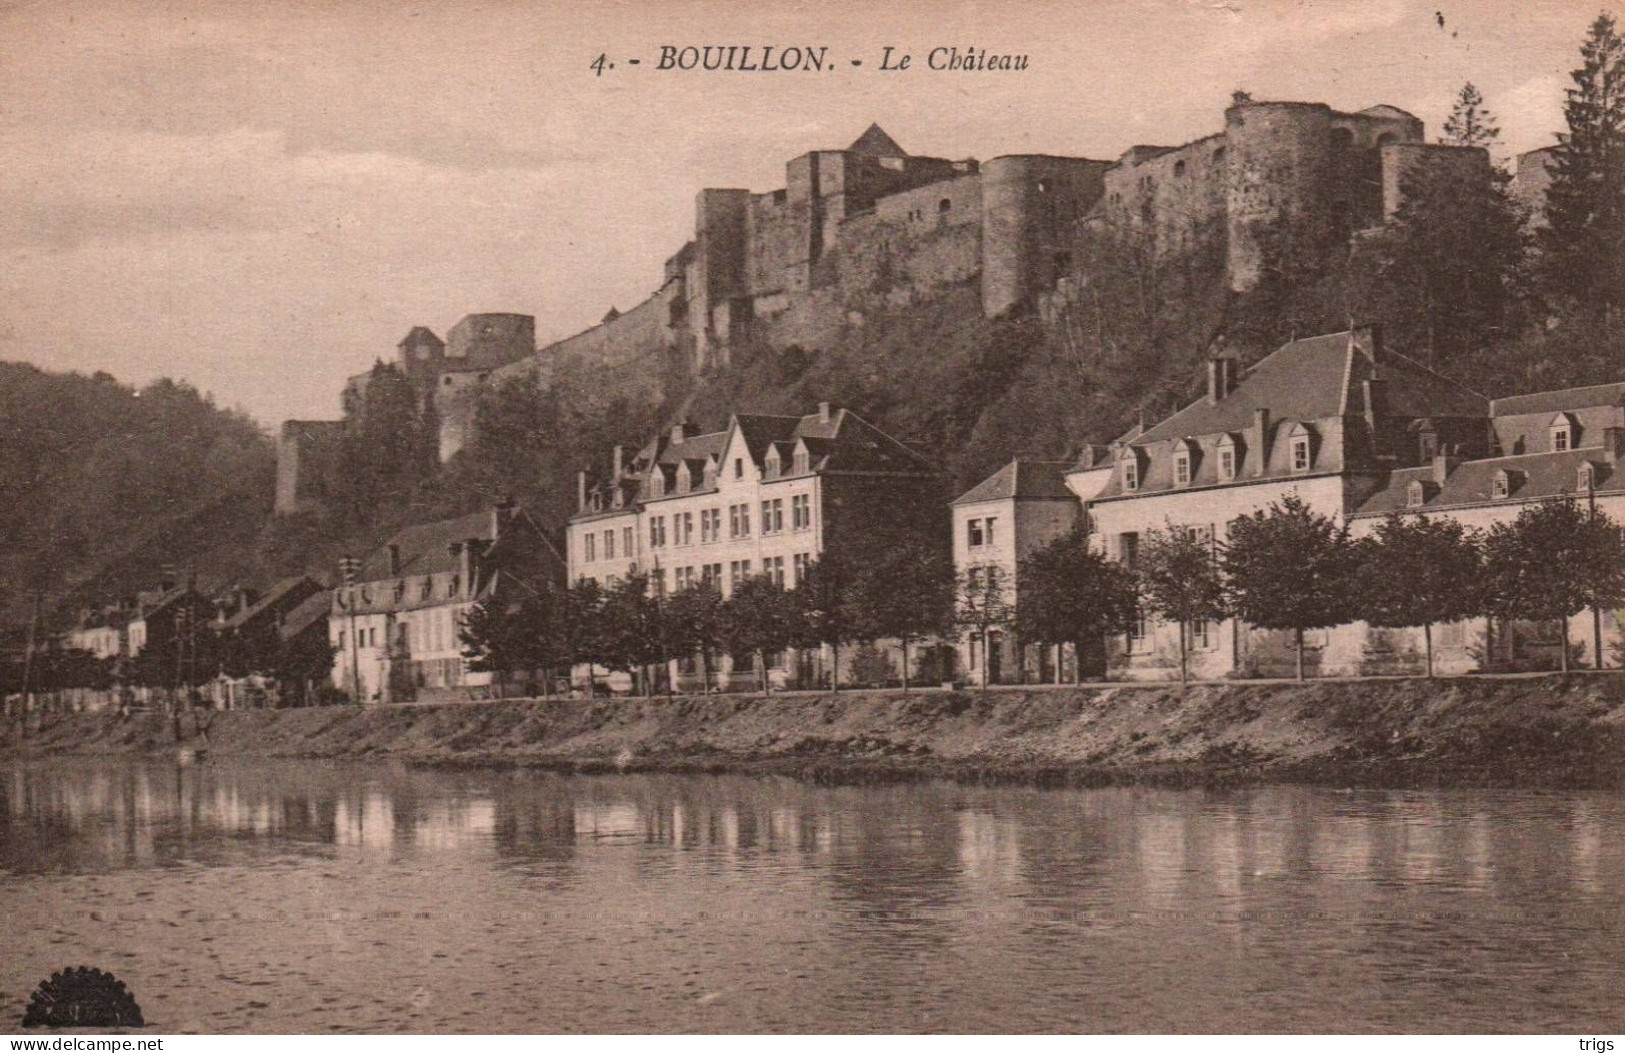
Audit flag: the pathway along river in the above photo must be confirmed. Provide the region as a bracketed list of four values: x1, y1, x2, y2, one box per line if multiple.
[2, 759, 1622, 1033]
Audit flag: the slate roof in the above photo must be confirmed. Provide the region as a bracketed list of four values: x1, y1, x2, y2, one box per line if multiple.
[1135, 331, 1487, 445]
[398, 326, 444, 349]
[1490, 382, 1625, 418]
[220, 576, 322, 632]
[358, 510, 493, 581]
[1354, 449, 1614, 517]
[279, 590, 334, 642]
[954, 460, 1076, 506]
[848, 124, 906, 158]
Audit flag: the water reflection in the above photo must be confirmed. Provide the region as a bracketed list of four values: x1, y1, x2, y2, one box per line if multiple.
[2, 760, 1623, 1033]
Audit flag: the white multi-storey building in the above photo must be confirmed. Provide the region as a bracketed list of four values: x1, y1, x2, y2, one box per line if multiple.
[568, 402, 942, 690]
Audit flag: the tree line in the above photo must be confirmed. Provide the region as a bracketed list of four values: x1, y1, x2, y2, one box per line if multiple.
[459, 494, 1625, 694]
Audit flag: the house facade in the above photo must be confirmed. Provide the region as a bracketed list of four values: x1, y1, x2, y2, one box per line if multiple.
[330, 503, 562, 703]
[569, 402, 943, 690]
[950, 459, 1087, 684]
[1064, 325, 1625, 679]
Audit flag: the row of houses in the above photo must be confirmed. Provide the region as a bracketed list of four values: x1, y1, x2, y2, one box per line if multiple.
[324, 322, 1625, 700]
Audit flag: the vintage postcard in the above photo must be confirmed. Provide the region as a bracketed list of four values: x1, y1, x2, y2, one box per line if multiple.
[3, 0, 1624, 1039]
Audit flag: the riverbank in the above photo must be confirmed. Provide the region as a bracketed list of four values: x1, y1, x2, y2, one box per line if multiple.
[5, 676, 1625, 787]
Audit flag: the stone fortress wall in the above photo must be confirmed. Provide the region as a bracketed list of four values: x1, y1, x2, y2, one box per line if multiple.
[276, 101, 1552, 515]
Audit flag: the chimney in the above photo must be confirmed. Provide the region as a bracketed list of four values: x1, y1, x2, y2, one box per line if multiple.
[577, 469, 589, 512]
[1252, 408, 1271, 476]
[612, 444, 625, 478]
[1207, 358, 1237, 405]
[1603, 426, 1625, 463]
[1431, 453, 1457, 484]
[387, 543, 401, 577]
[1350, 323, 1382, 366]
[818, 401, 832, 423]
[670, 422, 689, 446]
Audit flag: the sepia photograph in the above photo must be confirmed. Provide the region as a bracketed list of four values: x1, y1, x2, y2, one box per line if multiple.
[3, 0, 1624, 1039]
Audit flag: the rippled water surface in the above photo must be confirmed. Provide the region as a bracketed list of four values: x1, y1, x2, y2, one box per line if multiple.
[2, 759, 1623, 1033]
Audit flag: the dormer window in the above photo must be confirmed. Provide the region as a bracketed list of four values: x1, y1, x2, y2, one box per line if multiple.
[1288, 424, 1314, 473]
[612, 489, 624, 509]
[1550, 413, 1576, 452]
[1406, 480, 1426, 508]
[1579, 464, 1596, 492]
[765, 449, 781, 480]
[649, 472, 664, 499]
[1120, 449, 1140, 492]
[793, 449, 809, 475]
[676, 464, 691, 494]
[703, 461, 718, 489]
[1216, 434, 1240, 482]
[1492, 470, 1510, 499]
[1173, 439, 1197, 487]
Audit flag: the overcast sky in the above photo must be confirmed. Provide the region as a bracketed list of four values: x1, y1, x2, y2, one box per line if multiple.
[0, 0, 1609, 428]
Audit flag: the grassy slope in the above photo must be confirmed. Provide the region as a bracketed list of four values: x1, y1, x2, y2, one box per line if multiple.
[9, 677, 1625, 788]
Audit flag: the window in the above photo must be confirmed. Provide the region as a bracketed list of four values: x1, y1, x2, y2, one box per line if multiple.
[701, 563, 721, 585]
[1219, 447, 1236, 481]
[651, 569, 666, 596]
[793, 450, 809, 474]
[1119, 532, 1140, 569]
[1174, 449, 1192, 486]
[585, 534, 596, 563]
[1189, 618, 1211, 651]
[1551, 414, 1575, 452]
[729, 504, 742, 538]
[700, 508, 715, 544]
[650, 516, 666, 549]
[792, 494, 811, 530]
[729, 560, 751, 588]
[1291, 435, 1311, 472]
[604, 530, 615, 560]
[793, 552, 810, 585]
[762, 498, 784, 534]
[967, 518, 985, 547]
[676, 464, 691, 494]
[765, 451, 781, 480]
[1579, 464, 1596, 492]
[622, 527, 633, 558]
[1492, 471, 1510, 499]
[1406, 480, 1426, 508]
[1122, 455, 1139, 491]
[650, 473, 664, 499]
[1128, 610, 1151, 653]
[765, 556, 786, 587]
[679, 511, 694, 545]
[734, 457, 744, 480]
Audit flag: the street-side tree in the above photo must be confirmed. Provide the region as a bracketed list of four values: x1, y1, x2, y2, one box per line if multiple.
[1137, 526, 1229, 683]
[1540, 12, 1625, 324]
[664, 582, 727, 693]
[597, 572, 667, 696]
[561, 577, 610, 694]
[1222, 494, 1360, 681]
[956, 564, 1013, 693]
[721, 574, 796, 696]
[790, 555, 857, 691]
[1013, 526, 1138, 683]
[460, 585, 561, 699]
[846, 539, 955, 691]
[1479, 497, 1625, 673]
[1355, 513, 1484, 677]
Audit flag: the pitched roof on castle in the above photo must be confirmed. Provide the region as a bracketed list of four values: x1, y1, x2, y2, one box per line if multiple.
[954, 460, 1076, 505]
[848, 123, 906, 158]
[1134, 330, 1487, 445]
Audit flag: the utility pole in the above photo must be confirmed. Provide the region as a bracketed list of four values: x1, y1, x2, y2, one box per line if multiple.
[1589, 482, 1605, 670]
[340, 557, 362, 703]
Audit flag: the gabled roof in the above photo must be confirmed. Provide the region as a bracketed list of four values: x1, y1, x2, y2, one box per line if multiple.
[359, 510, 494, 581]
[279, 590, 333, 641]
[954, 460, 1077, 505]
[220, 576, 322, 632]
[1354, 449, 1612, 516]
[848, 123, 907, 158]
[1134, 330, 1486, 445]
[1490, 382, 1625, 419]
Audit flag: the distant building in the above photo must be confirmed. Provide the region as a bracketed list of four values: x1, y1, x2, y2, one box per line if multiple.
[570, 402, 943, 690]
[329, 503, 563, 704]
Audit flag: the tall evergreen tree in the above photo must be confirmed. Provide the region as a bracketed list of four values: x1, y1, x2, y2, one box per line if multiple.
[1441, 82, 1501, 147]
[1540, 12, 1625, 323]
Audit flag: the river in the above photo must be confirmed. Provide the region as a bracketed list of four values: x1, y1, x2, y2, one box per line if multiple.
[1, 759, 1621, 1033]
